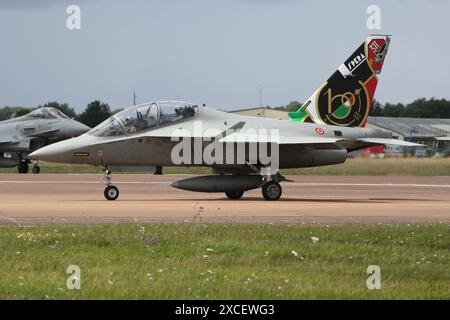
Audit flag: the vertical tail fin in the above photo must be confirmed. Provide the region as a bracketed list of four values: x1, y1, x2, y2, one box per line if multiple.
[290, 35, 391, 127]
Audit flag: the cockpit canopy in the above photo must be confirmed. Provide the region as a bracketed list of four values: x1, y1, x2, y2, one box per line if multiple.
[88, 101, 198, 137]
[26, 107, 70, 120]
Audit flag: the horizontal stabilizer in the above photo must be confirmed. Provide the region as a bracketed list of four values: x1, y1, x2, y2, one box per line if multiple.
[357, 138, 424, 147]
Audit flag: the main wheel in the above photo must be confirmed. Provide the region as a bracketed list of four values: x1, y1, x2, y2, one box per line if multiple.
[225, 190, 244, 200]
[32, 165, 40, 174]
[17, 162, 29, 174]
[104, 185, 119, 201]
[262, 181, 282, 201]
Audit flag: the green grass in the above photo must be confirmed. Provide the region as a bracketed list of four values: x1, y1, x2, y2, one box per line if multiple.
[281, 157, 450, 176]
[0, 158, 449, 175]
[0, 223, 448, 299]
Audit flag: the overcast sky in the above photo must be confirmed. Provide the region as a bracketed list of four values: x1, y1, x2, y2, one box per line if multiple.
[1, 0, 449, 111]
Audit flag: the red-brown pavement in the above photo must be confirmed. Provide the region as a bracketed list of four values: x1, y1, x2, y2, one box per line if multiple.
[1, 174, 449, 225]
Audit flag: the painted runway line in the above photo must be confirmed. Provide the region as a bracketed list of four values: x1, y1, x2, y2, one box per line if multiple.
[1, 180, 450, 188]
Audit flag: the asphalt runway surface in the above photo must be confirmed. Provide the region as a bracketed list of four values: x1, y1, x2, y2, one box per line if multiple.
[1, 174, 449, 225]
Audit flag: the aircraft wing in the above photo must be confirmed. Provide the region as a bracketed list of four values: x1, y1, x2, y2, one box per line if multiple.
[0, 140, 19, 146]
[27, 128, 60, 138]
[356, 138, 425, 147]
[219, 133, 424, 148]
[0, 138, 30, 151]
[275, 136, 344, 144]
[219, 133, 343, 144]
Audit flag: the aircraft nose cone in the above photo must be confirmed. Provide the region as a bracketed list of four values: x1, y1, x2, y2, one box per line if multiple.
[66, 120, 90, 137]
[29, 140, 74, 163]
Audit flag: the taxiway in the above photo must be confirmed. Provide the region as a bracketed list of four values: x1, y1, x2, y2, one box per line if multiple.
[1, 174, 449, 224]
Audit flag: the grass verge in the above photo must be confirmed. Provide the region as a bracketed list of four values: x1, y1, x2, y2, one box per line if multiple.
[0, 223, 448, 299]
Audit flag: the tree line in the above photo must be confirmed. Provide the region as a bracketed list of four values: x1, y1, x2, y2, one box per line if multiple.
[0, 101, 116, 128]
[370, 98, 450, 118]
[2, 97, 450, 128]
[275, 98, 450, 119]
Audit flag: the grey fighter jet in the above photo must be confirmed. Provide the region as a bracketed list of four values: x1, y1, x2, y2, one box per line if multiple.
[0, 107, 90, 173]
[30, 35, 422, 200]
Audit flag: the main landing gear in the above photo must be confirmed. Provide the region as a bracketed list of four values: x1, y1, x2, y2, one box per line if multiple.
[222, 174, 285, 201]
[103, 170, 119, 201]
[261, 181, 282, 201]
[17, 157, 40, 174]
[17, 161, 29, 174]
[260, 173, 285, 201]
[154, 166, 163, 175]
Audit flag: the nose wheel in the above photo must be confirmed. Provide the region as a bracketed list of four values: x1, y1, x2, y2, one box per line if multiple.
[32, 161, 40, 174]
[103, 170, 119, 200]
[104, 185, 119, 201]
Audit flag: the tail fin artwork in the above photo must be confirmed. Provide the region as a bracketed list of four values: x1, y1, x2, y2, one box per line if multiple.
[289, 35, 390, 127]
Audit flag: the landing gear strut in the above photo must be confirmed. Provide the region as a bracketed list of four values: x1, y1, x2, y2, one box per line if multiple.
[103, 169, 119, 200]
[244, 162, 285, 201]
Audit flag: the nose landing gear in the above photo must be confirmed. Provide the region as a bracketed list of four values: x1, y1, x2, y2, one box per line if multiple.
[32, 161, 40, 174]
[103, 170, 119, 200]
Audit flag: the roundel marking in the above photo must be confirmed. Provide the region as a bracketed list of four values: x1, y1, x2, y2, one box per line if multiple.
[315, 127, 325, 135]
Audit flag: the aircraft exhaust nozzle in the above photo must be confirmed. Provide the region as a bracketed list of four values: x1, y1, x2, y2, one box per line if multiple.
[171, 175, 263, 193]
